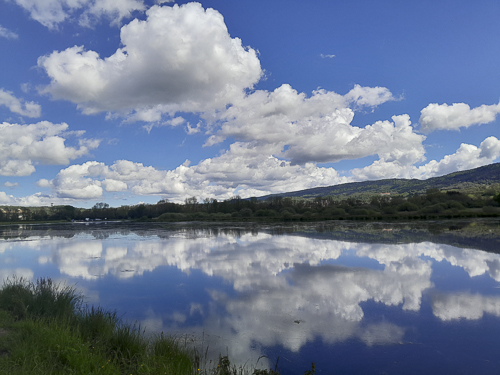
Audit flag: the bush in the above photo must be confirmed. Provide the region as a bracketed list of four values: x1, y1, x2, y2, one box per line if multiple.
[255, 209, 277, 217]
[382, 206, 397, 215]
[444, 201, 465, 210]
[239, 208, 253, 217]
[420, 203, 445, 214]
[348, 208, 369, 216]
[397, 202, 419, 212]
[322, 208, 346, 217]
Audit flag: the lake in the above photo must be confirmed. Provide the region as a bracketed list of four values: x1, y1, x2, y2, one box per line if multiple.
[1, 220, 500, 374]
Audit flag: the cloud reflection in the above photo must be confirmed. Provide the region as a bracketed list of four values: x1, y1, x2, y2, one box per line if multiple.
[432, 292, 500, 321]
[3, 225, 500, 362]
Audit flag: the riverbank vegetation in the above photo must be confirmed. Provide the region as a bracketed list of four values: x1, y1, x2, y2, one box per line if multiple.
[2, 187, 499, 224]
[0, 277, 195, 374]
[0, 278, 292, 375]
[2, 163, 500, 223]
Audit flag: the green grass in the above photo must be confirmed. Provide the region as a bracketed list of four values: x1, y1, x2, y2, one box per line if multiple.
[0, 277, 304, 375]
[0, 277, 195, 375]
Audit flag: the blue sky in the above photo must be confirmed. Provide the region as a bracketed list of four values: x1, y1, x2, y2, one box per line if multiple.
[0, 0, 500, 207]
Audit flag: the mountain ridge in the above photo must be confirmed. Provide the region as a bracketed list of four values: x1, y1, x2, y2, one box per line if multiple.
[256, 163, 500, 200]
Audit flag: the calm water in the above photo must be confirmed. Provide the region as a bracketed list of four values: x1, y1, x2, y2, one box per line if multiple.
[1, 220, 500, 374]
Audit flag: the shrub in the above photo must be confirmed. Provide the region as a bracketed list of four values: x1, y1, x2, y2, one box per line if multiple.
[420, 203, 445, 214]
[255, 209, 277, 217]
[322, 208, 346, 217]
[348, 208, 369, 216]
[239, 208, 253, 217]
[397, 202, 419, 212]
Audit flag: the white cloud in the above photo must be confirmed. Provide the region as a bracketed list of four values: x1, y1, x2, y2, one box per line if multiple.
[320, 53, 335, 58]
[38, 3, 262, 120]
[28, 131, 500, 202]
[0, 25, 18, 39]
[211, 85, 416, 165]
[2, 192, 79, 206]
[186, 122, 201, 134]
[79, 0, 146, 27]
[351, 136, 500, 180]
[416, 136, 500, 178]
[344, 84, 395, 108]
[0, 192, 14, 204]
[102, 178, 127, 192]
[4, 182, 19, 188]
[43, 161, 104, 198]
[0, 121, 99, 176]
[419, 101, 500, 132]
[39, 148, 350, 201]
[12, 0, 145, 29]
[0, 88, 41, 117]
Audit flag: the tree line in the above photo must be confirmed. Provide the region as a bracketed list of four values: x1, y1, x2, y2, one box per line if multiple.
[1, 188, 500, 223]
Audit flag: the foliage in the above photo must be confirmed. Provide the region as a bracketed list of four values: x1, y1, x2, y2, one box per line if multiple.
[2, 163, 500, 224]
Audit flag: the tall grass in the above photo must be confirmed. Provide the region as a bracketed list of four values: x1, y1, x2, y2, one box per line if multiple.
[0, 277, 80, 321]
[0, 277, 195, 374]
[0, 277, 306, 374]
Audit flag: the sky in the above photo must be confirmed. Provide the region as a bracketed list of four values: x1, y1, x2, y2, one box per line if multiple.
[0, 0, 500, 208]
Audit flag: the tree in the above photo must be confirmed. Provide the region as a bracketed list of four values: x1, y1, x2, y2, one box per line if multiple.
[92, 202, 109, 210]
[184, 197, 198, 212]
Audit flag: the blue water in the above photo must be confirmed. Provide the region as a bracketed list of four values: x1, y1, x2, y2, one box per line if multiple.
[1, 221, 500, 374]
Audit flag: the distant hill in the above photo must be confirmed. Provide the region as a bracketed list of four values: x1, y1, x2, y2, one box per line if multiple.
[257, 163, 500, 200]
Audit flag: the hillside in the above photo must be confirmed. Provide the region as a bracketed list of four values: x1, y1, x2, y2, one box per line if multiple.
[257, 163, 500, 200]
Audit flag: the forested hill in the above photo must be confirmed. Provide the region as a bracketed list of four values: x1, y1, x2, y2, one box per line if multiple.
[258, 163, 500, 200]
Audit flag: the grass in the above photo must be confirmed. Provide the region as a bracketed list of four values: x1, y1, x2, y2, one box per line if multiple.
[0, 277, 196, 375]
[0, 277, 311, 375]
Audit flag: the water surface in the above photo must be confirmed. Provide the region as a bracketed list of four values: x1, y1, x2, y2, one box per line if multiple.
[1, 220, 500, 374]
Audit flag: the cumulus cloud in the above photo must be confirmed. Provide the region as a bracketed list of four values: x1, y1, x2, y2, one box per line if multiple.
[0, 25, 18, 39]
[0, 121, 99, 176]
[42, 161, 104, 199]
[210, 84, 408, 165]
[36, 132, 499, 202]
[0, 89, 41, 117]
[38, 3, 262, 119]
[351, 136, 500, 181]
[416, 136, 500, 178]
[39, 148, 350, 200]
[419, 101, 500, 132]
[344, 84, 395, 108]
[11, 0, 145, 29]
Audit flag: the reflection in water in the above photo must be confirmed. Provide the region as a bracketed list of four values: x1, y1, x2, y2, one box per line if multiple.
[1, 221, 500, 372]
[432, 292, 500, 321]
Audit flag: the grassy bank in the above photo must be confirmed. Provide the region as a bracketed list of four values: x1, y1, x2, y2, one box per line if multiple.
[0, 278, 198, 374]
[0, 278, 299, 375]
